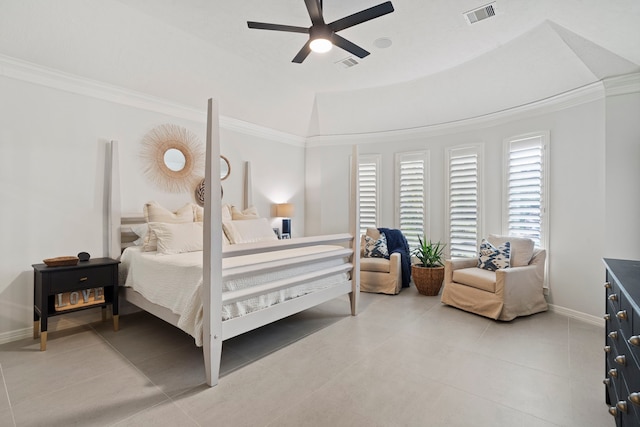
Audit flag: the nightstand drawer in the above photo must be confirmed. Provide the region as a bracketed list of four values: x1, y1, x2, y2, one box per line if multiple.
[49, 266, 114, 294]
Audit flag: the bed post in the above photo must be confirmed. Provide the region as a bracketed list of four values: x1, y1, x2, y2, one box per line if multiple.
[350, 145, 360, 316]
[244, 161, 252, 210]
[106, 140, 121, 260]
[203, 99, 223, 386]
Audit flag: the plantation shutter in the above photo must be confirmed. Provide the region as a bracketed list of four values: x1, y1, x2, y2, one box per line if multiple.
[398, 153, 426, 249]
[448, 147, 479, 258]
[358, 156, 380, 236]
[507, 135, 545, 247]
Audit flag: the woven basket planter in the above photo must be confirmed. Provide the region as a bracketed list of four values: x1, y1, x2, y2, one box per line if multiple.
[411, 265, 445, 296]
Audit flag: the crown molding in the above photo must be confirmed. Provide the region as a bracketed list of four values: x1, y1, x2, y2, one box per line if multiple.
[0, 54, 305, 147]
[306, 81, 609, 146]
[603, 72, 640, 97]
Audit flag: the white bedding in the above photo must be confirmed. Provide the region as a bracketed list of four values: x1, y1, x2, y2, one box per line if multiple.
[119, 245, 349, 345]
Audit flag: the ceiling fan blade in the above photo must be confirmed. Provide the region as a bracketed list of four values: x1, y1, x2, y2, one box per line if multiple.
[331, 34, 370, 58]
[247, 22, 309, 34]
[304, 0, 325, 25]
[329, 1, 394, 32]
[292, 40, 312, 63]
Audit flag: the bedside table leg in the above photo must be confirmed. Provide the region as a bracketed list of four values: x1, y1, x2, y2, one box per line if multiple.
[40, 331, 47, 351]
[33, 320, 39, 339]
[113, 314, 119, 331]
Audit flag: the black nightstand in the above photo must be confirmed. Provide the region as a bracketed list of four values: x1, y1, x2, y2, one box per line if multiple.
[32, 257, 119, 350]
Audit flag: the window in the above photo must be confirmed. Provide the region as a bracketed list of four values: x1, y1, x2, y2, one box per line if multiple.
[358, 155, 380, 236]
[446, 146, 481, 258]
[396, 151, 428, 250]
[504, 132, 549, 248]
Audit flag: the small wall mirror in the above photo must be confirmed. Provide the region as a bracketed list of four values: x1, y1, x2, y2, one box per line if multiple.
[220, 155, 231, 181]
[164, 148, 186, 172]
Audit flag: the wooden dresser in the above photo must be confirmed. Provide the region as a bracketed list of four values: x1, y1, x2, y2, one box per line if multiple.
[603, 258, 640, 425]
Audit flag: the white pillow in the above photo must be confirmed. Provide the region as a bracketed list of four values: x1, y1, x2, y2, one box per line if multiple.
[231, 205, 260, 220]
[222, 218, 278, 244]
[142, 202, 195, 252]
[130, 223, 148, 246]
[193, 203, 234, 223]
[148, 222, 203, 255]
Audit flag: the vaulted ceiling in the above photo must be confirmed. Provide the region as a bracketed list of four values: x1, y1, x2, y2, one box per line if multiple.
[1, 0, 639, 136]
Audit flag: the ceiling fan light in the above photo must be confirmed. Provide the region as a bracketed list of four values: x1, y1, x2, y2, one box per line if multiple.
[310, 38, 332, 53]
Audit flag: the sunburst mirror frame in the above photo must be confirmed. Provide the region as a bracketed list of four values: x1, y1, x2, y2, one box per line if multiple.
[140, 124, 205, 193]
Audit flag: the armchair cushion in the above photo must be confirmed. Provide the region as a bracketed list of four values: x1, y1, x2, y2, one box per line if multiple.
[361, 257, 392, 273]
[488, 234, 534, 267]
[452, 267, 497, 293]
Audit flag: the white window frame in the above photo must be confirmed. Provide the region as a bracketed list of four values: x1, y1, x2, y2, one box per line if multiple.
[395, 151, 429, 251]
[503, 132, 550, 289]
[358, 154, 381, 236]
[445, 144, 483, 259]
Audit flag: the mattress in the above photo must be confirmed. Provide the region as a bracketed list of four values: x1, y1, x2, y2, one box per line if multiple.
[119, 245, 349, 344]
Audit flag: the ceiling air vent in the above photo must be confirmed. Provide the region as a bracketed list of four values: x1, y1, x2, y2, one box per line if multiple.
[336, 57, 359, 69]
[464, 2, 496, 24]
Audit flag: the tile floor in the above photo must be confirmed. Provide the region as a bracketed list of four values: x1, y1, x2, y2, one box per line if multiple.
[0, 288, 611, 426]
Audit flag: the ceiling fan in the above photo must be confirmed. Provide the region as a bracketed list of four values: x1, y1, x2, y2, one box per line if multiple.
[247, 0, 395, 63]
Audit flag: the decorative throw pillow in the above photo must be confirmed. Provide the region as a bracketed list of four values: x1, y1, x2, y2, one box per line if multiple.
[149, 222, 204, 255]
[230, 205, 260, 220]
[478, 239, 511, 271]
[364, 233, 389, 259]
[222, 218, 279, 244]
[142, 201, 195, 252]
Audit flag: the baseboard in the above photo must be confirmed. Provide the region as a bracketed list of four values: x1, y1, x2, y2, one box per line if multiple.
[548, 304, 604, 327]
[0, 327, 33, 345]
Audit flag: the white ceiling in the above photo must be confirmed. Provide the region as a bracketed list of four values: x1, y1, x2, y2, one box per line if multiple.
[1, 0, 639, 136]
[115, 0, 640, 93]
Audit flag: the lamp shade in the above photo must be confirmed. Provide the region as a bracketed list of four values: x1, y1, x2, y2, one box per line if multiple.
[275, 203, 294, 218]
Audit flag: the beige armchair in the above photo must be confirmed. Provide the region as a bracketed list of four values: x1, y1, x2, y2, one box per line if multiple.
[360, 228, 403, 295]
[441, 235, 548, 321]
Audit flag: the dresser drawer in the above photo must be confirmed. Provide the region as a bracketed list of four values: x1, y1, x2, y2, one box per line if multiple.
[48, 266, 114, 294]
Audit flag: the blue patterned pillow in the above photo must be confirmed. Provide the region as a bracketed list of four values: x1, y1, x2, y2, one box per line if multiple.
[364, 233, 389, 259]
[478, 239, 510, 271]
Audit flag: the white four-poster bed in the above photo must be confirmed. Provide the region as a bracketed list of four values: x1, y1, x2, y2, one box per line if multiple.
[106, 99, 360, 386]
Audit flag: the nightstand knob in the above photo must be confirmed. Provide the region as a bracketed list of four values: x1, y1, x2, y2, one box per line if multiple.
[609, 331, 619, 340]
[629, 336, 640, 347]
[604, 345, 611, 353]
[609, 406, 618, 416]
[617, 310, 628, 321]
[603, 378, 611, 386]
[605, 282, 612, 289]
[629, 393, 640, 406]
[608, 293, 618, 302]
[616, 401, 628, 413]
[609, 368, 618, 378]
[604, 313, 611, 321]
[615, 355, 627, 366]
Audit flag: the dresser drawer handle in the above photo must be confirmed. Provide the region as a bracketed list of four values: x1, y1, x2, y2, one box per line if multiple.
[604, 345, 611, 353]
[609, 368, 618, 378]
[617, 310, 628, 321]
[603, 378, 611, 386]
[629, 393, 640, 406]
[604, 313, 611, 321]
[609, 406, 617, 416]
[609, 331, 619, 340]
[616, 401, 628, 413]
[629, 336, 640, 347]
[615, 355, 627, 366]
[605, 282, 612, 289]
[608, 294, 618, 302]
[79, 277, 88, 282]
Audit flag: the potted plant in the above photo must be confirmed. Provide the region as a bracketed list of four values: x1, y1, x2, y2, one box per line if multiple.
[411, 236, 446, 296]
